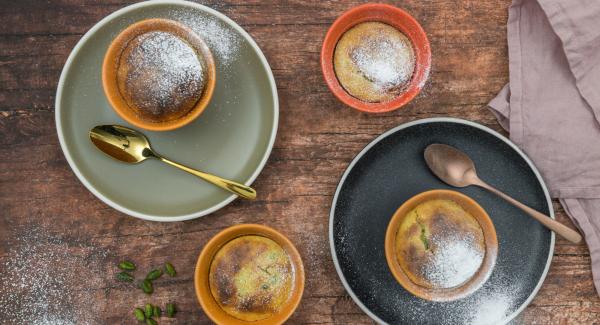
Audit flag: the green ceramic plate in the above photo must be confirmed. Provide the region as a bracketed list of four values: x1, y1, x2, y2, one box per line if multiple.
[55, 1, 278, 221]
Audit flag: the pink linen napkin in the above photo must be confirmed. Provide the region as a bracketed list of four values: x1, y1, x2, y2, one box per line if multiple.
[488, 0, 600, 295]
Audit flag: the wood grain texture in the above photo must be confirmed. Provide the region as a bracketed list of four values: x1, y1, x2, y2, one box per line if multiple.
[1, 0, 599, 324]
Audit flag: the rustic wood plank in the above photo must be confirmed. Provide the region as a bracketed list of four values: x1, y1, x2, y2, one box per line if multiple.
[1, 0, 599, 324]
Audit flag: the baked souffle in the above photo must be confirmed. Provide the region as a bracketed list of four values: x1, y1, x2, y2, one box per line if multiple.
[209, 235, 295, 322]
[333, 22, 416, 103]
[116, 30, 207, 123]
[395, 199, 485, 289]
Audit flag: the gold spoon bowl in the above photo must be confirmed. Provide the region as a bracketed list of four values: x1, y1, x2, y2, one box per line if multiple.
[89, 125, 256, 200]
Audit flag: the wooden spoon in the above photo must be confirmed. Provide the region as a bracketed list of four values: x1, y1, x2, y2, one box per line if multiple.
[424, 143, 582, 243]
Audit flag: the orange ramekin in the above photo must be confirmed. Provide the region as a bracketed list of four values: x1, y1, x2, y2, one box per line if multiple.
[321, 3, 431, 113]
[102, 18, 216, 131]
[385, 190, 498, 301]
[195, 224, 305, 325]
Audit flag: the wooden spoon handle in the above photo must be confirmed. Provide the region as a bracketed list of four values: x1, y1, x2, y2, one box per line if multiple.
[476, 180, 582, 244]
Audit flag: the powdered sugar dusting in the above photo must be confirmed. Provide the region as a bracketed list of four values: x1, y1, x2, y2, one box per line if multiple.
[423, 229, 484, 288]
[169, 9, 241, 68]
[0, 224, 109, 324]
[417, 62, 430, 90]
[398, 278, 519, 325]
[351, 36, 415, 92]
[122, 31, 204, 116]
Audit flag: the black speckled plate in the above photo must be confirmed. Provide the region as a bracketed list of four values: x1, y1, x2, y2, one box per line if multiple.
[329, 118, 554, 325]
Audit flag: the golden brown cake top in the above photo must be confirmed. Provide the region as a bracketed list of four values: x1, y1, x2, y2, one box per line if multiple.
[116, 31, 206, 122]
[333, 22, 415, 103]
[395, 199, 485, 289]
[209, 235, 294, 322]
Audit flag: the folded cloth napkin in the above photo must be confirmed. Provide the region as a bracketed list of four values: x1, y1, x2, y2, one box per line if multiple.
[488, 0, 600, 295]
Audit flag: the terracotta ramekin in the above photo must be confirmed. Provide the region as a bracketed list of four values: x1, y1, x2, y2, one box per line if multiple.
[321, 3, 431, 113]
[195, 224, 305, 325]
[102, 18, 216, 131]
[385, 190, 498, 302]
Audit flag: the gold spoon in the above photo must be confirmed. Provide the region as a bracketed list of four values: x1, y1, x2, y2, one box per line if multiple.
[424, 143, 582, 243]
[89, 125, 256, 200]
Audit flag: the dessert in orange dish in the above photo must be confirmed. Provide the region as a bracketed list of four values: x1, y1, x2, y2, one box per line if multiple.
[103, 18, 215, 131]
[321, 3, 430, 113]
[209, 235, 294, 322]
[195, 224, 304, 325]
[395, 199, 485, 289]
[385, 190, 497, 301]
[334, 22, 416, 103]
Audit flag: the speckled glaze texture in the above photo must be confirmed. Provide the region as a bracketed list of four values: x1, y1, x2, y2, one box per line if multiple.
[329, 118, 554, 324]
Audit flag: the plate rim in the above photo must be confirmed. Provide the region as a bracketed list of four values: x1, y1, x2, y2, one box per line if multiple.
[328, 117, 555, 324]
[55, 0, 279, 222]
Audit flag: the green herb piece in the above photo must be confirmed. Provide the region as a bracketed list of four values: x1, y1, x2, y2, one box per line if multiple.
[134, 308, 145, 321]
[257, 265, 272, 275]
[145, 304, 153, 318]
[141, 279, 153, 294]
[153, 305, 161, 318]
[165, 262, 176, 277]
[146, 269, 163, 281]
[146, 318, 157, 325]
[166, 303, 177, 317]
[118, 260, 136, 271]
[261, 284, 269, 290]
[116, 271, 134, 282]
[420, 227, 430, 250]
[415, 211, 430, 251]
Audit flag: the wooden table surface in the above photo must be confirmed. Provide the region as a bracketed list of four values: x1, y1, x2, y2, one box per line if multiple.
[1, 1, 599, 324]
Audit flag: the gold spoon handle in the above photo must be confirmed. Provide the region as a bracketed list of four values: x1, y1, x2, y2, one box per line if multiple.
[475, 179, 582, 244]
[158, 156, 256, 200]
